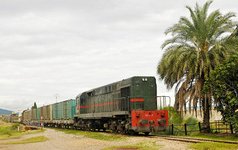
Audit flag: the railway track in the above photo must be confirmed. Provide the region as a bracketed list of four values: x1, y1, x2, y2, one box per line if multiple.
[159, 136, 238, 144]
[28, 125, 238, 145]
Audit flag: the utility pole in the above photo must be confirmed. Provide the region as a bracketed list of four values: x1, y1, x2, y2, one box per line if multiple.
[55, 94, 59, 103]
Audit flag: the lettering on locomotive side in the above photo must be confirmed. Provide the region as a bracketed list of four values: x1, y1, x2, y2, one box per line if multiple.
[144, 114, 154, 117]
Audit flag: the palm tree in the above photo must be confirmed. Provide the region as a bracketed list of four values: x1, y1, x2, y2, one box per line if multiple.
[157, 1, 237, 132]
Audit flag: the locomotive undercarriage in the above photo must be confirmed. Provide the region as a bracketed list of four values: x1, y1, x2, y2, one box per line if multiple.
[39, 114, 163, 136]
[73, 115, 140, 135]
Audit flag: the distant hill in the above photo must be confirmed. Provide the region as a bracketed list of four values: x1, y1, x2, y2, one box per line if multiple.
[0, 108, 13, 115]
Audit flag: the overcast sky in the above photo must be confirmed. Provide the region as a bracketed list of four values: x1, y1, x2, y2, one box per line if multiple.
[0, 0, 237, 112]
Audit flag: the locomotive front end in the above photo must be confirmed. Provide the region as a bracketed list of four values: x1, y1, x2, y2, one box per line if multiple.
[131, 110, 168, 134]
[129, 77, 169, 134]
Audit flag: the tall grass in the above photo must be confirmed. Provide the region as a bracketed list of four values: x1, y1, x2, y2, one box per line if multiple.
[0, 124, 20, 137]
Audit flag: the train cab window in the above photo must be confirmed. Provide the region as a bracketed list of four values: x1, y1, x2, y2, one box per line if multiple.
[104, 87, 108, 93]
[87, 91, 94, 97]
[120, 87, 130, 111]
[121, 87, 130, 98]
[112, 84, 116, 91]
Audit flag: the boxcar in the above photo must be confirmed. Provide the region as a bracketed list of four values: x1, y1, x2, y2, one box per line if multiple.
[21, 109, 31, 125]
[51, 99, 76, 125]
[52, 102, 62, 121]
[41, 105, 52, 123]
[31, 108, 37, 121]
[63, 99, 76, 120]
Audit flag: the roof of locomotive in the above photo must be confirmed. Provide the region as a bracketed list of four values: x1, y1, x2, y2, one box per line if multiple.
[78, 76, 156, 96]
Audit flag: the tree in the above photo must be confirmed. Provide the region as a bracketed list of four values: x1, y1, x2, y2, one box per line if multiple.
[206, 54, 238, 134]
[32, 102, 37, 109]
[157, 1, 237, 132]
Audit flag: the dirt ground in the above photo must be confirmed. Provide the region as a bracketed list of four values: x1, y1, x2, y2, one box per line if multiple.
[0, 129, 189, 150]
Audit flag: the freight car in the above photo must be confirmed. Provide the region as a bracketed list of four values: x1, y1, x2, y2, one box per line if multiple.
[22, 99, 76, 127]
[41, 104, 52, 123]
[21, 109, 31, 125]
[21, 76, 169, 135]
[51, 99, 76, 125]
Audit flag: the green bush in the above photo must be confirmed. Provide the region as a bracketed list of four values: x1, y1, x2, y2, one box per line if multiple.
[11, 123, 20, 130]
[163, 107, 183, 124]
[163, 107, 199, 135]
[183, 117, 199, 132]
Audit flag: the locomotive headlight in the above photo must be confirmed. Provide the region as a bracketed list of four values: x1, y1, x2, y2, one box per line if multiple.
[142, 78, 148, 82]
[161, 113, 165, 118]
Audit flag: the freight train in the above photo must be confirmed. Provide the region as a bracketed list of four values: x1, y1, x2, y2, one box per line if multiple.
[21, 76, 169, 135]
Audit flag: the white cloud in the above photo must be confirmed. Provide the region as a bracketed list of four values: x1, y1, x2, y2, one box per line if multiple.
[0, 0, 237, 112]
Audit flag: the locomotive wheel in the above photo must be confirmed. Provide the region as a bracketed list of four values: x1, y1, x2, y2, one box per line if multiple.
[112, 127, 117, 133]
[144, 132, 150, 136]
[120, 129, 126, 134]
[128, 130, 135, 135]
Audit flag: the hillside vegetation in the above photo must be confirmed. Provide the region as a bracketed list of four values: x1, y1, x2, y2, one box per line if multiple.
[0, 108, 12, 115]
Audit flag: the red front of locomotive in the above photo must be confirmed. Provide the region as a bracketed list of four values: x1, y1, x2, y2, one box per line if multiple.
[131, 110, 168, 133]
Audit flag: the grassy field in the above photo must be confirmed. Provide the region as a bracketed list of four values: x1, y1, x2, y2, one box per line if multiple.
[190, 142, 238, 150]
[0, 121, 44, 140]
[189, 133, 238, 141]
[103, 141, 160, 150]
[56, 128, 127, 141]
[3, 136, 48, 145]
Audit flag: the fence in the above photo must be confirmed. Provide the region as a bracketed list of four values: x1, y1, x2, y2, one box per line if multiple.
[168, 121, 234, 135]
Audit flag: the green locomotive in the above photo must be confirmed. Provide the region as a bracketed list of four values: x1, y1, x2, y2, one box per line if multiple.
[75, 76, 168, 134]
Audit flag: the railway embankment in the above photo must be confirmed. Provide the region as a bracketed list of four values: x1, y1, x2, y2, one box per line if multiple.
[0, 128, 189, 150]
[1, 121, 237, 150]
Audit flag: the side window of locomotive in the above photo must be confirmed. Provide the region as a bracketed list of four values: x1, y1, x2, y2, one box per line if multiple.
[121, 87, 130, 98]
[80, 98, 85, 107]
[120, 87, 130, 111]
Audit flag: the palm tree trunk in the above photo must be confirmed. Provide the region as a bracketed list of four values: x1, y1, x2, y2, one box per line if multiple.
[202, 97, 210, 133]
